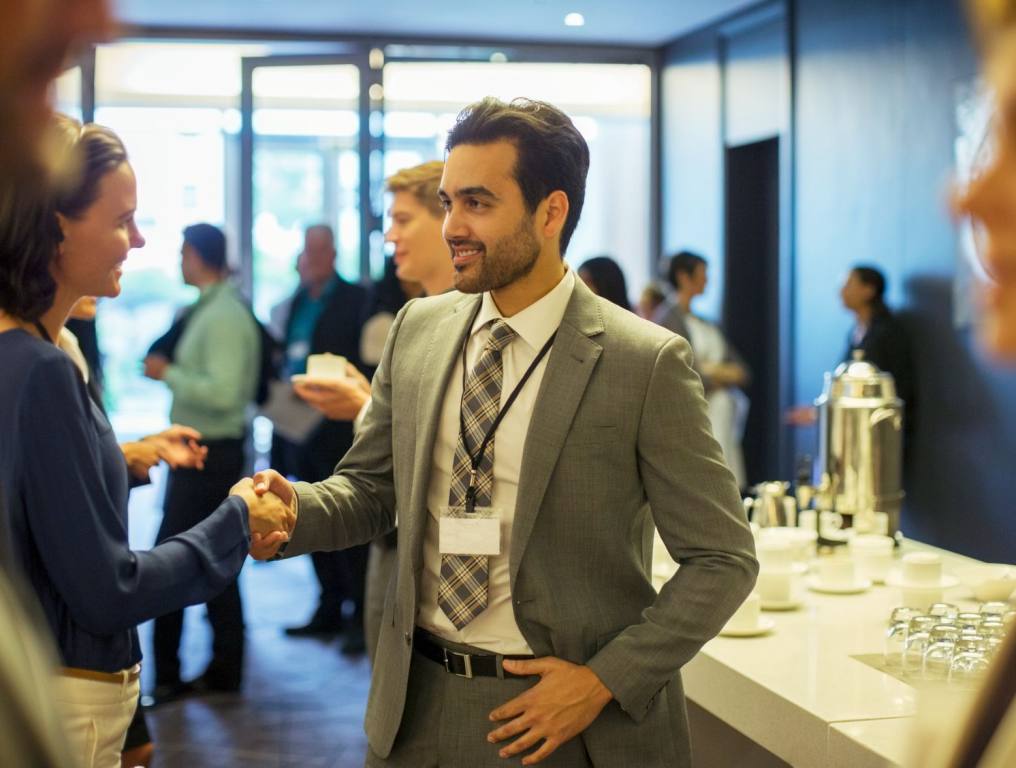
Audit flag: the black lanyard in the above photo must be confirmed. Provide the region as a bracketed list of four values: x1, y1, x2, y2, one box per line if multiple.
[458, 313, 556, 514]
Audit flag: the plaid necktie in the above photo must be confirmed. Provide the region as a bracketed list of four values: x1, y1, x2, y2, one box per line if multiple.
[438, 319, 517, 630]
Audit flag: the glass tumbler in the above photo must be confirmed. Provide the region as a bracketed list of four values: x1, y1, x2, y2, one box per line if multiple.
[922, 625, 960, 680]
[903, 616, 938, 673]
[885, 607, 922, 665]
[950, 636, 990, 683]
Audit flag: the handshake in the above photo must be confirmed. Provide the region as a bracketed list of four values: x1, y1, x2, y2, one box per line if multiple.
[229, 469, 300, 560]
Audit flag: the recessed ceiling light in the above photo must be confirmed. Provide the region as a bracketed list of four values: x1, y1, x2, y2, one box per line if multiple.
[564, 12, 585, 27]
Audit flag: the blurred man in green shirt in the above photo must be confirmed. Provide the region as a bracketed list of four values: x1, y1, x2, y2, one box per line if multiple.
[143, 223, 260, 704]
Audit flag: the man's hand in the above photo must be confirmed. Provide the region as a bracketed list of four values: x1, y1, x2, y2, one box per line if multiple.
[143, 354, 170, 381]
[229, 477, 296, 543]
[293, 363, 371, 421]
[120, 441, 162, 480]
[246, 469, 298, 560]
[143, 424, 207, 470]
[785, 405, 818, 426]
[487, 657, 613, 765]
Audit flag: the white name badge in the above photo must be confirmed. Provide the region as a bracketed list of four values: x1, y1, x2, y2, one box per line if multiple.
[439, 506, 501, 556]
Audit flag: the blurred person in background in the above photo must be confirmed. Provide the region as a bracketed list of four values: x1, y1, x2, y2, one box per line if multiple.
[664, 251, 751, 487]
[0, 114, 291, 768]
[293, 161, 452, 663]
[637, 281, 667, 321]
[578, 255, 632, 311]
[271, 224, 371, 654]
[786, 265, 916, 445]
[0, 2, 114, 765]
[143, 223, 262, 703]
[839, 265, 916, 423]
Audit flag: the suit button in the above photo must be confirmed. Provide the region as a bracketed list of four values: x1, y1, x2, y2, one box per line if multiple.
[404, 631, 412, 645]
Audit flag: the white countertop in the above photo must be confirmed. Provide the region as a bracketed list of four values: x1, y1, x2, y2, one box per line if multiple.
[653, 535, 993, 768]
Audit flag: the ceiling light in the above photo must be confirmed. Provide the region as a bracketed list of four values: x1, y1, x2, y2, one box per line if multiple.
[564, 12, 585, 27]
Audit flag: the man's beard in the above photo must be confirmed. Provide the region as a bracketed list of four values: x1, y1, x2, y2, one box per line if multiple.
[451, 216, 541, 295]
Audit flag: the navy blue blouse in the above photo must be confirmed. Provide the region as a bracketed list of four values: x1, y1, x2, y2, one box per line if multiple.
[0, 330, 250, 673]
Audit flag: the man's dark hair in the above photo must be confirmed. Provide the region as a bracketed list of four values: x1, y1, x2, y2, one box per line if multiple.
[0, 115, 128, 321]
[183, 223, 227, 273]
[666, 250, 707, 290]
[852, 264, 888, 313]
[445, 97, 590, 256]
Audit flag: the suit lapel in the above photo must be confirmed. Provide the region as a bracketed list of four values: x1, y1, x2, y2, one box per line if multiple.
[405, 294, 480, 574]
[509, 281, 604, 587]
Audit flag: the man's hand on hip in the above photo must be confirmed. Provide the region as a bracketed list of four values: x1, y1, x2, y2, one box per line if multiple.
[487, 657, 613, 765]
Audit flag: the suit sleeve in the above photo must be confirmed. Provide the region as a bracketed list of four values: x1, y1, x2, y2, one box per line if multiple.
[586, 334, 758, 722]
[282, 300, 408, 556]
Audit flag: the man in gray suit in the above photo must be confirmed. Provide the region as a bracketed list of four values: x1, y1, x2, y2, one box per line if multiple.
[249, 97, 757, 767]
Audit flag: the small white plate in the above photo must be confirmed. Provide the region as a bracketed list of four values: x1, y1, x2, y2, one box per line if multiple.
[719, 618, 776, 637]
[806, 576, 872, 595]
[291, 373, 346, 386]
[761, 598, 802, 611]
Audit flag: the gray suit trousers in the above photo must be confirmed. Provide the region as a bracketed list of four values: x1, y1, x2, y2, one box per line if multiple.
[365, 640, 594, 768]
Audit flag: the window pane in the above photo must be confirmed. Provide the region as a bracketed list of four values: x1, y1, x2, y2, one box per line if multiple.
[251, 64, 362, 319]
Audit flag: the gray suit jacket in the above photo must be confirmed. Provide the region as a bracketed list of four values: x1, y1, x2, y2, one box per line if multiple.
[287, 278, 757, 765]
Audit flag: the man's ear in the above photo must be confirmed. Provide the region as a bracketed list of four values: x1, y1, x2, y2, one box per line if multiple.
[540, 190, 570, 242]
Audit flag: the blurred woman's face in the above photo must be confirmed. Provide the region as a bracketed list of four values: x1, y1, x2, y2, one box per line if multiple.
[955, 31, 1016, 358]
[53, 161, 145, 300]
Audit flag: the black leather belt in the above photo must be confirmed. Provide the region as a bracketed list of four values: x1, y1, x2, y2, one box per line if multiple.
[413, 629, 534, 679]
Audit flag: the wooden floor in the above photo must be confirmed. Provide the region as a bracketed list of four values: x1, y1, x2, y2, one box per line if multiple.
[130, 474, 372, 768]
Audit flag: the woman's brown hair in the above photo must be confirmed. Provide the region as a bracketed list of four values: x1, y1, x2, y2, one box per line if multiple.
[0, 114, 128, 321]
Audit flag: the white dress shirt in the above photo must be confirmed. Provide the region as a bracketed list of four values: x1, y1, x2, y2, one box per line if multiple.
[417, 268, 576, 653]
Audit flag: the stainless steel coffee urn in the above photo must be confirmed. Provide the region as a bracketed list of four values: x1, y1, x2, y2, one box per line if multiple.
[814, 351, 904, 537]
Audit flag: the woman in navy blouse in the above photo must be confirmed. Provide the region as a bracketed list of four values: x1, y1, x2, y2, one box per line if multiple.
[0, 115, 293, 768]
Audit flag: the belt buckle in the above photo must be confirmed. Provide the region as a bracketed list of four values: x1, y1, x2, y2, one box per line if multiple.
[443, 648, 474, 679]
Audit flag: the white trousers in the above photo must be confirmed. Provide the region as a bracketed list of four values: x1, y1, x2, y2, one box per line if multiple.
[53, 668, 140, 768]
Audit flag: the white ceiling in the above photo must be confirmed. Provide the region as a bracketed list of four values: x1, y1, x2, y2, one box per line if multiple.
[114, 0, 758, 47]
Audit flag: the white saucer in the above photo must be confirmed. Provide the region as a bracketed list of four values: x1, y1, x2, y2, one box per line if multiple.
[884, 570, 959, 590]
[719, 618, 776, 637]
[761, 598, 803, 611]
[806, 576, 872, 595]
[291, 373, 346, 386]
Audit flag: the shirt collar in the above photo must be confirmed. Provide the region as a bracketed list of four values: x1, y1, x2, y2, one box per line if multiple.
[471, 268, 576, 352]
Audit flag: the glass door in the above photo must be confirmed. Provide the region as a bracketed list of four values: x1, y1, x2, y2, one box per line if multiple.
[240, 54, 382, 321]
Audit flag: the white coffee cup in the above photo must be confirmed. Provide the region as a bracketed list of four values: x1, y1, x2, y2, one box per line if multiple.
[756, 538, 795, 569]
[849, 534, 894, 583]
[817, 556, 857, 587]
[725, 592, 762, 633]
[757, 569, 795, 604]
[901, 552, 943, 585]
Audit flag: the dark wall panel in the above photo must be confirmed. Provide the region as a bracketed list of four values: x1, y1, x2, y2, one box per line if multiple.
[663, 0, 1016, 561]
